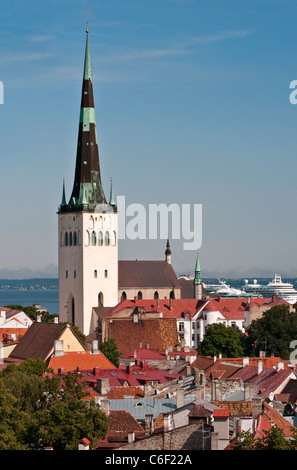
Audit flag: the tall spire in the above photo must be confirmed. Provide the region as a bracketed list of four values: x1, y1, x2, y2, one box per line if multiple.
[65, 27, 107, 212]
[109, 178, 115, 206]
[194, 252, 202, 285]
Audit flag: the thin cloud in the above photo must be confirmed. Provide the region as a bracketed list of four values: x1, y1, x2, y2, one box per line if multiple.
[0, 52, 53, 64]
[190, 29, 252, 45]
[28, 34, 56, 43]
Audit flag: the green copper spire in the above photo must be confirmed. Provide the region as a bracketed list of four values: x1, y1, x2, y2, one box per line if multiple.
[83, 25, 92, 81]
[109, 178, 115, 206]
[60, 179, 67, 207]
[65, 26, 107, 212]
[194, 252, 202, 285]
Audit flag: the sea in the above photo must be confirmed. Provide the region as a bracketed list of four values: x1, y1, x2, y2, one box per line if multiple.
[1, 277, 297, 316]
[0, 279, 59, 315]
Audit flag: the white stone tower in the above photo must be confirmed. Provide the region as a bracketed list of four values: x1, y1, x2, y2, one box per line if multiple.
[58, 29, 118, 335]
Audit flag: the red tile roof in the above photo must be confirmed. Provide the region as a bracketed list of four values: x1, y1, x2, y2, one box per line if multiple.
[77, 363, 180, 387]
[103, 298, 207, 319]
[47, 350, 116, 373]
[213, 409, 230, 419]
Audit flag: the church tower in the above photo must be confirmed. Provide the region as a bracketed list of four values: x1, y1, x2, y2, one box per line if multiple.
[58, 28, 118, 335]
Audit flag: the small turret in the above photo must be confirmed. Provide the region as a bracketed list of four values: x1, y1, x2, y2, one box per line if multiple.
[165, 237, 171, 264]
[194, 252, 203, 300]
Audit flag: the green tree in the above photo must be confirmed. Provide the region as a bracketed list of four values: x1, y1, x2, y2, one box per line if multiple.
[100, 338, 121, 367]
[245, 305, 297, 359]
[231, 426, 297, 450]
[198, 323, 245, 357]
[38, 398, 108, 450]
[0, 379, 38, 450]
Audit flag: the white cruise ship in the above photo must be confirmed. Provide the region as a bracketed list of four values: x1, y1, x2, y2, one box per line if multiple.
[242, 274, 297, 304]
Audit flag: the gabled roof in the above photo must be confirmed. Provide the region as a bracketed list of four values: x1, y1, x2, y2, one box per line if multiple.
[118, 260, 181, 289]
[47, 350, 115, 373]
[8, 322, 82, 361]
[103, 298, 207, 320]
[231, 365, 293, 396]
[275, 378, 297, 404]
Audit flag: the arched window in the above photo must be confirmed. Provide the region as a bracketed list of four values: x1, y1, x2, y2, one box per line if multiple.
[91, 230, 96, 246]
[154, 291, 159, 300]
[71, 297, 75, 324]
[170, 290, 175, 299]
[69, 232, 73, 246]
[104, 269, 108, 278]
[66, 270, 68, 278]
[137, 291, 143, 300]
[121, 291, 127, 301]
[94, 270, 97, 279]
[111, 230, 117, 246]
[105, 231, 110, 246]
[98, 231, 103, 246]
[73, 231, 77, 246]
[65, 232, 68, 246]
[98, 292, 104, 306]
[74, 270, 76, 278]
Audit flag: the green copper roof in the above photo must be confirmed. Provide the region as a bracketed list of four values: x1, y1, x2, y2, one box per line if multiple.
[194, 252, 202, 285]
[83, 32, 92, 81]
[61, 180, 67, 207]
[109, 178, 115, 205]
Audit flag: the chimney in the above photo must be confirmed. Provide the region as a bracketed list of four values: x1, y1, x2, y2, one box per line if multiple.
[54, 340, 65, 356]
[218, 294, 221, 302]
[244, 382, 253, 401]
[145, 414, 154, 436]
[272, 294, 276, 302]
[128, 433, 135, 443]
[243, 357, 249, 367]
[78, 438, 90, 450]
[92, 339, 99, 355]
[277, 362, 284, 371]
[54, 316, 59, 324]
[176, 389, 184, 408]
[96, 378, 110, 395]
[37, 314, 42, 323]
[257, 360, 263, 375]
[0, 310, 6, 326]
[163, 413, 173, 432]
[100, 398, 110, 416]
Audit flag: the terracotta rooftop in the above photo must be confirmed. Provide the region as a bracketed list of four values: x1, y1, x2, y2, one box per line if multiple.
[103, 298, 207, 319]
[47, 350, 116, 373]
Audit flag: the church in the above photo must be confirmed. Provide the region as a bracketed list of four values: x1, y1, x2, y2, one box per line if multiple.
[57, 29, 202, 336]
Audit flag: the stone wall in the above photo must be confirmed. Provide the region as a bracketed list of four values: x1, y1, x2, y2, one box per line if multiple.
[118, 422, 214, 451]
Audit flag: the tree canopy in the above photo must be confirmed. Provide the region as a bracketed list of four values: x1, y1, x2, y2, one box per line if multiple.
[0, 359, 108, 450]
[198, 323, 245, 358]
[245, 304, 297, 359]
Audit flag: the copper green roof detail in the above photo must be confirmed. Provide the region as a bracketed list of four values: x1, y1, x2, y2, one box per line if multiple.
[60, 29, 107, 213]
[194, 252, 202, 285]
[83, 31, 92, 81]
[109, 178, 115, 206]
[60, 179, 67, 207]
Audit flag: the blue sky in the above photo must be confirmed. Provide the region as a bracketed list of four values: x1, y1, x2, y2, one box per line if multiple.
[1, 0, 297, 279]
